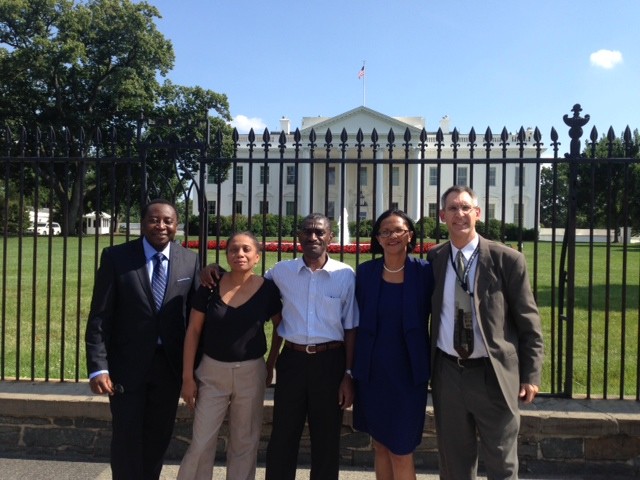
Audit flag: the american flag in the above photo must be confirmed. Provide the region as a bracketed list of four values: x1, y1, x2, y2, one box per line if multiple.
[358, 66, 365, 79]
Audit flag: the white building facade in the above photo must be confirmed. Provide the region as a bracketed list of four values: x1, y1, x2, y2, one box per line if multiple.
[203, 106, 542, 229]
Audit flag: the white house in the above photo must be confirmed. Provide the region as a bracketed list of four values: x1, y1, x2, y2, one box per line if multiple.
[203, 106, 542, 229]
[83, 211, 112, 235]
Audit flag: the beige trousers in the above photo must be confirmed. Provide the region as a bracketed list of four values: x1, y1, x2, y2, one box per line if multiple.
[177, 355, 267, 480]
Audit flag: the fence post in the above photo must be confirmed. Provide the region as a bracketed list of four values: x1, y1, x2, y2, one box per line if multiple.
[561, 104, 590, 397]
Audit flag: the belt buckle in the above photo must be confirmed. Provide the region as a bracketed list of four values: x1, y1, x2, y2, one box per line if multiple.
[305, 344, 317, 354]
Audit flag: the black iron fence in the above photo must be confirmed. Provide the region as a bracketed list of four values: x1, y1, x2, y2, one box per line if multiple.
[1, 105, 639, 400]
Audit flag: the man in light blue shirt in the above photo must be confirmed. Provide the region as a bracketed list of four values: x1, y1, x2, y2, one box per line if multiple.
[264, 213, 358, 480]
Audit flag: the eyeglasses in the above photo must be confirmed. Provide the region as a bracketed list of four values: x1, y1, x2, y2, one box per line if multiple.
[445, 205, 477, 214]
[299, 228, 328, 237]
[377, 229, 409, 238]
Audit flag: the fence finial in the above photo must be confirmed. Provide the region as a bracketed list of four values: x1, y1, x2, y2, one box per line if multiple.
[563, 104, 590, 158]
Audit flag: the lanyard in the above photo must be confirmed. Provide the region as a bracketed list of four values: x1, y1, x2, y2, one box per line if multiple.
[450, 246, 479, 296]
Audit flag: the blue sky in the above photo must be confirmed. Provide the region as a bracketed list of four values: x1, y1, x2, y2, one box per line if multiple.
[147, 0, 640, 156]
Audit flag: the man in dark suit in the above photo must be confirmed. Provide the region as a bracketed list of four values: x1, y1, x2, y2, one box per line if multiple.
[427, 185, 544, 480]
[85, 199, 199, 480]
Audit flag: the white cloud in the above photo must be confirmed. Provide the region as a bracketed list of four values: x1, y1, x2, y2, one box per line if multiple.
[589, 49, 623, 69]
[230, 115, 267, 134]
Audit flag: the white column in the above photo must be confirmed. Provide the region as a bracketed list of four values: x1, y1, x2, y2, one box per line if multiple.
[300, 150, 311, 215]
[409, 148, 422, 220]
[339, 163, 350, 245]
[375, 151, 384, 218]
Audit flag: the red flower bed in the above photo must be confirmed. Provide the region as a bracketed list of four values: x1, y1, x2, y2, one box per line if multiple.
[183, 240, 436, 254]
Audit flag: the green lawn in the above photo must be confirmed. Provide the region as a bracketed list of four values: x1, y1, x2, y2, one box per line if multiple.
[0, 236, 638, 398]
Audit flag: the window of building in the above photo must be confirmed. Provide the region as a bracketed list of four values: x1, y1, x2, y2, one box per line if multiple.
[429, 167, 438, 186]
[207, 166, 216, 184]
[515, 166, 525, 187]
[428, 203, 438, 218]
[327, 201, 335, 220]
[487, 203, 495, 220]
[235, 166, 244, 185]
[392, 166, 400, 187]
[260, 166, 269, 185]
[488, 166, 496, 187]
[457, 167, 468, 186]
[359, 166, 368, 186]
[207, 201, 216, 216]
[235, 201, 242, 215]
[327, 166, 336, 186]
[286, 166, 296, 185]
[513, 203, 523, 224]
[259, 201, 269, 214]
[286, 201, 296, 216]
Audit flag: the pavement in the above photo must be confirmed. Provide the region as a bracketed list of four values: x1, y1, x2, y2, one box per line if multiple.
[0, 458, 619, 480]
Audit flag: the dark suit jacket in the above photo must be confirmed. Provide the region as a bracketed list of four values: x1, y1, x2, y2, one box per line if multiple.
[85, 238, 199, 391]
[353, 256, 434, 386]
[427, 236, 543, 413]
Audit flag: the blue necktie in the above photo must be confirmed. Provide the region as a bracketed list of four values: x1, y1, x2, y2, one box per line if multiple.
[152, 252, 167, 311]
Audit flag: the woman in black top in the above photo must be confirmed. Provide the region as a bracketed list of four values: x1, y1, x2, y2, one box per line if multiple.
[178, 232, 282, 480]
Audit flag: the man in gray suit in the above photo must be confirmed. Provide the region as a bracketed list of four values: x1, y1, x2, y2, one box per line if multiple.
[427, 185, 543, 480]
[86, 199, 199, 480]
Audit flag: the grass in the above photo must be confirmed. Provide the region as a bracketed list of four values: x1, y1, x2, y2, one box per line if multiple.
[0, 235, 638, 398]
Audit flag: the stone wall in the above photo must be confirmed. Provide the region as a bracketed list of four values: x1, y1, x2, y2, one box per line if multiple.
[1, 382, 639, 476]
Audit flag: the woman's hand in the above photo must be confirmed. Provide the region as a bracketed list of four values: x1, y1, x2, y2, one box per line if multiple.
[181, 376, 198, 412]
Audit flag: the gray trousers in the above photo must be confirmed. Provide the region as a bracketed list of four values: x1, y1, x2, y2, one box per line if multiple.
[431, 350, 520, 480]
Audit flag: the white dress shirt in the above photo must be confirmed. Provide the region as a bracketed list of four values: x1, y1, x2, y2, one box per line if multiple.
[436, 235, 489, 359]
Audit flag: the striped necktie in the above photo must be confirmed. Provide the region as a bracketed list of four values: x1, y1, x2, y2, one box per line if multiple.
[152, 252, 167, 311]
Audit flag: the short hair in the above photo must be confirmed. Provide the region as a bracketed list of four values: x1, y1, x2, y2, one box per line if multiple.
[141, 199, 179, 220]
[299, 213, 332, 231]
[440, 185, 478, 209]
[370, 209, 417, 255]
[226, 231, 261, 252]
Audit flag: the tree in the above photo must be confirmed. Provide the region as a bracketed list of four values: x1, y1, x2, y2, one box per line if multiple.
[539, 163, 569, 228]
[540, 129, 640, 237]
[578, 129, 640, 238]
[0, 0, 231, 234]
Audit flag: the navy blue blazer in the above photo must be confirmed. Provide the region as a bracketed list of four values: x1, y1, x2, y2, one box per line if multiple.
[353, 255, 434, 386]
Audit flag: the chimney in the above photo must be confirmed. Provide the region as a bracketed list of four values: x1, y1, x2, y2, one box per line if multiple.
[280, 116, 290, 134]
[439, 115, 450, 134]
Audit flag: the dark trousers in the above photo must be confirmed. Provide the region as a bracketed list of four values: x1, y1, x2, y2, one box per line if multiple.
[109, 349, 181, 480]
[265, 346, 345, 480]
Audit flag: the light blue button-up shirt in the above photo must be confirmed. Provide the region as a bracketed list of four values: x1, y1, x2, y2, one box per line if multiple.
[265, 256, 359, 344]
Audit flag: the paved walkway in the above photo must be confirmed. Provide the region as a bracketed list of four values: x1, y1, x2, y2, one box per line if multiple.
[0, 457, 616, 480]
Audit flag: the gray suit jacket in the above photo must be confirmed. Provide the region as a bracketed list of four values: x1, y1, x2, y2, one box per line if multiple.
[85, 238, 199, 390]
[427, 235, 543, 413]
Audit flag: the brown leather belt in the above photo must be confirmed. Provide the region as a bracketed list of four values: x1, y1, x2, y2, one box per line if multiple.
[438, 349, 488, 368]
[284, 340, 344, 354]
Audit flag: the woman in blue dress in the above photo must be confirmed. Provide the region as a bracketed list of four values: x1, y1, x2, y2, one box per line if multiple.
[353, 209, 434, 479]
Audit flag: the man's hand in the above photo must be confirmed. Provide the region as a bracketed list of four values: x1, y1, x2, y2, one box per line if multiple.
[89, 373, 115, 395]
[199, 264, 222, 289]
[519, 383, 539, 404]
[265, 360, 276, 387]
[338, 374, 354, 410]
